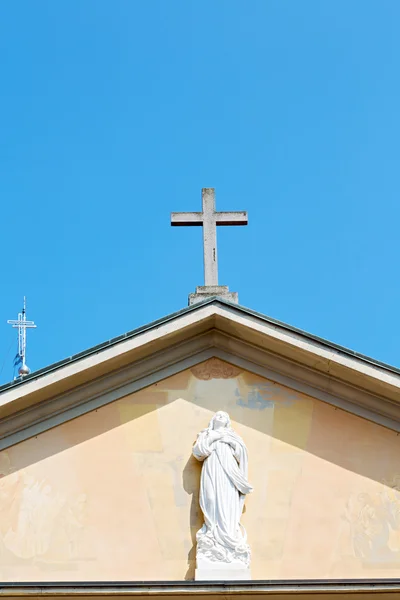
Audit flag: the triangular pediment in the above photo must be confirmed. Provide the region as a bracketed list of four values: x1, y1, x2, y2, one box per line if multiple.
[1, 356, 400, 583]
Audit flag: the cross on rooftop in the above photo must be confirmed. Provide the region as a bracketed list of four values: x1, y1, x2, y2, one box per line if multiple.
[171, 188, 248, 288]
[7, 297, 36, 377]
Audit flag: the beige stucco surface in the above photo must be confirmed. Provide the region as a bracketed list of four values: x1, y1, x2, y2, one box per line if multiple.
[0, 358, 399, 581]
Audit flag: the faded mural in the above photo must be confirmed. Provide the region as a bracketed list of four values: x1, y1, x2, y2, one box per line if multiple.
[0, 358, 399, 581]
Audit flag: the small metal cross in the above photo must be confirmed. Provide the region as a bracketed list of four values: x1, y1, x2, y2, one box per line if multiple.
[171, 188, 248, 287]
[7, 296, 36, 376]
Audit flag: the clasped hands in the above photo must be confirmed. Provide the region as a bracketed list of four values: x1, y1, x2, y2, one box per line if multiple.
[208, 430, 235, 448]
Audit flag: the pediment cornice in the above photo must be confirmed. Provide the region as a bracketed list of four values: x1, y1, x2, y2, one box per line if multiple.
[0, 300, 399, 449]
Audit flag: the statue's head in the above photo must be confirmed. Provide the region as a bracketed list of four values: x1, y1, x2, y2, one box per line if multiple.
[210, 411, 231, 430]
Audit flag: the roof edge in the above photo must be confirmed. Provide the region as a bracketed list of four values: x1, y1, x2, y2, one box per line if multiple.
[0, 296, 398, 396]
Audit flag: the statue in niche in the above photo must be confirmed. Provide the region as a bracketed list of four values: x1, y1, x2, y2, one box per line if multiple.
[193, 411, 253, 570]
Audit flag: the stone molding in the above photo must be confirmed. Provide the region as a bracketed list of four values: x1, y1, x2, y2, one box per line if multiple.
[0, 325, 400, 450]
[0, 302, 399, 449]
[0, 580, 399, 598]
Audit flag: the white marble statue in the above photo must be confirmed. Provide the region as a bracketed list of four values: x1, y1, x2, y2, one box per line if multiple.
[193, 411, 253, 572]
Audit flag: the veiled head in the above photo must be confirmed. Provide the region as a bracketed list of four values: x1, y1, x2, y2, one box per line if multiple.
[209, 411, 231, 430]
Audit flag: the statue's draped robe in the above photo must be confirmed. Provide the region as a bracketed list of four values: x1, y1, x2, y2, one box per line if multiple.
[193, 429, 253, 564]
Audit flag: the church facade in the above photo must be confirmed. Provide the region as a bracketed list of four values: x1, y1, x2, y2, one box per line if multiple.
[0, 297, 399, 598]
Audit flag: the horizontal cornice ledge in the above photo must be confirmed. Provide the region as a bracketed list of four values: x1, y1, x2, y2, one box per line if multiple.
[0, 580, 399, 598]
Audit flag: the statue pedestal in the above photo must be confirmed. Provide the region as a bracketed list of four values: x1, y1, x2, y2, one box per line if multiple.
[195, 558, 251, 581]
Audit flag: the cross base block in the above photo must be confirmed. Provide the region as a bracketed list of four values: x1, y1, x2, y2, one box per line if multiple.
[189, 286, 238, 306]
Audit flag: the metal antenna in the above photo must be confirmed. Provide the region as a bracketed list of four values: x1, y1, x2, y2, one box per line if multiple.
[7, 297, 37, 378]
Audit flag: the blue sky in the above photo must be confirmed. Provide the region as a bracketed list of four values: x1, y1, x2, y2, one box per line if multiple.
[0, 1, 399, 383]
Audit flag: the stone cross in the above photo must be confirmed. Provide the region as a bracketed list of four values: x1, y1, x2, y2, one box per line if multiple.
[171, 188, 248, 287]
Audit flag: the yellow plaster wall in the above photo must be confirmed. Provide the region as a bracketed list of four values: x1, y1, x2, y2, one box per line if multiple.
[0, 358, 400, 581]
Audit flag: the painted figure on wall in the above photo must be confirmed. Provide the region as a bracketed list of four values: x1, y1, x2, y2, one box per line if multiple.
[0, 452, 86, 564]
[193, 411, 253, 568]
[344, 479, 400, 564]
